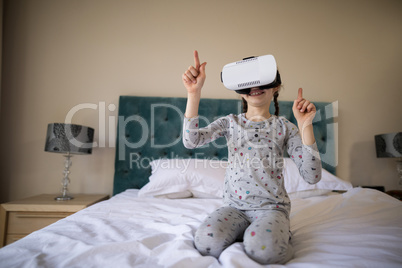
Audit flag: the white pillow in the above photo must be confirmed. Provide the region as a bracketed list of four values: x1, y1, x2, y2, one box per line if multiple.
[283, 158, 352, 193]
[138, 157, 352, 199]
[138, 158, 227, 199]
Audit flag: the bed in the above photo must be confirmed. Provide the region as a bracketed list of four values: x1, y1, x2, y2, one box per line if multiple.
[0, 96, 401, 268]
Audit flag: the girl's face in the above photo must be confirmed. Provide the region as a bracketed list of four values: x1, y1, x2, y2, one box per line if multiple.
[241, 87, 278, 109]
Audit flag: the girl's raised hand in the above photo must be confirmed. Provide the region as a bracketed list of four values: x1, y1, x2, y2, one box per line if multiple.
[182, 50, 207, 95]
[292, 88, 316, 125]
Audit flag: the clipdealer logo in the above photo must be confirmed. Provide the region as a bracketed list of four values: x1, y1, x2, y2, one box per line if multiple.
[63, 101, 338, 169]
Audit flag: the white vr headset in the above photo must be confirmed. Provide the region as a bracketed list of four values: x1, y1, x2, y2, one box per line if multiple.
[221, 55, 281, 94]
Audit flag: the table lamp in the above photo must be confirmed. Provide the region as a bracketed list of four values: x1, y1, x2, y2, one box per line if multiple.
[375, 132, 402, 191]
[45, 123, 94, 201]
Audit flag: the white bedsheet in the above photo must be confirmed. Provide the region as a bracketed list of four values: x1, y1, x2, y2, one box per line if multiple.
[0, 188, 401, 268]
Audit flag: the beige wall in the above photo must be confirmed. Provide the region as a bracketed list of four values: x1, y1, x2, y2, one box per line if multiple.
[1, 0, 401, 202]
[0, 0, 2, 113]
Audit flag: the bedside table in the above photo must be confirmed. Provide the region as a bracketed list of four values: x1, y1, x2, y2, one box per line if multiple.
[386, 190, 402, 201]
[0, 194, 109, 247]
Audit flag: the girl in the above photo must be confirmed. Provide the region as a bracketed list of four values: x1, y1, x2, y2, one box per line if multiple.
[182, 51, 322, 264]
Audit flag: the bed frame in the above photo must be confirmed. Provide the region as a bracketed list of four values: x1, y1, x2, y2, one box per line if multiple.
[113, 96, 336, 195]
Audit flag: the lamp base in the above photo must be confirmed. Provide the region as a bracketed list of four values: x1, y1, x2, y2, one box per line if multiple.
[55, 195, 74, 201]
[55, 153, 74, 201]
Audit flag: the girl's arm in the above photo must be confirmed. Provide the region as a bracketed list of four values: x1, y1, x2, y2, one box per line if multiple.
[182, 50, 228, 149]
[182, 50, 207, 118]
[286, 128, 322, 185]
[183, 116, 228, 149]
[288, 88, 322, 184]
[292, 88, 316, 145]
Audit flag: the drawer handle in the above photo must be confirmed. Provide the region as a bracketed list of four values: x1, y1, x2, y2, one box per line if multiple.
[15, 213, 70, 219]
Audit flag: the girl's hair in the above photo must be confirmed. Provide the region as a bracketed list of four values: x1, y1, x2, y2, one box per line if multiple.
[242, 71, 282, 116]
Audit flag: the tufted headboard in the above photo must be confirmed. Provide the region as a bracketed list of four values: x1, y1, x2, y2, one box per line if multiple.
[113, 96, 336, 195]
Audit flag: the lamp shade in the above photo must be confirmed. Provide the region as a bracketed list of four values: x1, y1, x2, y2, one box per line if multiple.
[45, 123, 94, 155]
[375, 132, 402, 158]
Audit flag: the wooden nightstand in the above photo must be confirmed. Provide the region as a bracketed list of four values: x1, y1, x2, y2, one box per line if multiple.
[386, 190, 402, 201]
[0, 194, 109, 247]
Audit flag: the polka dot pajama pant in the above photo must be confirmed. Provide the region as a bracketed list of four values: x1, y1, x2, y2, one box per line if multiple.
[194, 206, 293, 264]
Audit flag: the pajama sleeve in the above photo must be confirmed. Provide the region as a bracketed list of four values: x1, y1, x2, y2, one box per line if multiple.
[182, 116, 228, 149]
[285, 121, 322, 184]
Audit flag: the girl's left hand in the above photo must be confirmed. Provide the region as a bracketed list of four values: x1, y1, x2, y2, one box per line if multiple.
[292, 88, 316, 125]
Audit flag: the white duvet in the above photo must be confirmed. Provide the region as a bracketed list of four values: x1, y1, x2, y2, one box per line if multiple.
[0, 188, 401, 268]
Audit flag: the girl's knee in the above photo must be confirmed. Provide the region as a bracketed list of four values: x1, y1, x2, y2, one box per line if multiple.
[194, 206, 249, 258]
[194, 226, 225, 258]
[243, 235, 292, 264]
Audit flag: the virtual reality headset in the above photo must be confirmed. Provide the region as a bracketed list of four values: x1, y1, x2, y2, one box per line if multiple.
[221, 55, 281, 94]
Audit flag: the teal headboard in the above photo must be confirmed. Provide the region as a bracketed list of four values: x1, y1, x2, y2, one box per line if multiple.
[113, 96, 336, 195]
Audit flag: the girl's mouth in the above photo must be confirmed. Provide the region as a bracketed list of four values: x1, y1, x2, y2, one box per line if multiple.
[248, 90, 265, 96]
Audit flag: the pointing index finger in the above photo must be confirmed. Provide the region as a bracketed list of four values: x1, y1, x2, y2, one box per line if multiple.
[194, 50, 200, 70]
[297, 88, 303, 99]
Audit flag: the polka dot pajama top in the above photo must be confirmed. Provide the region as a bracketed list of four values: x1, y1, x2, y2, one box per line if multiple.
[183, 113, 322, 216]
